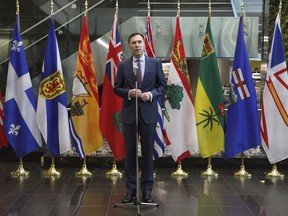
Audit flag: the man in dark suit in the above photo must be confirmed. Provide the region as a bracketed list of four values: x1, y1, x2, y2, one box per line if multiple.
[114, 32, 167, 204]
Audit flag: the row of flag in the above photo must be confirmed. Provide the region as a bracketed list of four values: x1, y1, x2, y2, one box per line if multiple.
[1, 9, 288, 166]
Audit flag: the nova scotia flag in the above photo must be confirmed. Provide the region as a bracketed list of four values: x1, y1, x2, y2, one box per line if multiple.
[4, 14, 42, 157]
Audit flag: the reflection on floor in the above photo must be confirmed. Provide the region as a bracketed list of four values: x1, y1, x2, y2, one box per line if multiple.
[0, 161, 288, 216]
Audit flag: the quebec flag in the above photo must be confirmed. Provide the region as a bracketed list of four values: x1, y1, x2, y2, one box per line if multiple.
[36, 16, 71, 157]
[4, 14, 42, 157]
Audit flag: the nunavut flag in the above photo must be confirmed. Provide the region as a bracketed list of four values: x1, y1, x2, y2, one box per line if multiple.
[100, 14, 125, 160]
[4, 14, 42, 157]
[195, 18, 225, 158]
[261, 14, 288, 164]
[225, 16, 260, 159]
[163, 15, 198, 162]
[70, 15, 104, 158]
[36, 16, 71, 157]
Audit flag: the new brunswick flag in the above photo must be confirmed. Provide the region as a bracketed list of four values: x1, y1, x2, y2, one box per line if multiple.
[195, 18, 225, 158]
[70, 15, 103, 158]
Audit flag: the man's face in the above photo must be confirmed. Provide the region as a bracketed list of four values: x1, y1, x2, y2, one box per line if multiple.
[129, 34, 145, 58]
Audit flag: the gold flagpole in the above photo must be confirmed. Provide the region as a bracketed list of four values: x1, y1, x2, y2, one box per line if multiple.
[201, 0, 218, 178]
[10, 0, 30, 178]
[41, 0, 61, 177]
[265, 0, 284, 179]
[104, 0, 123, 179]
[233, 0, 251, 178]
[171, 0, 189, 179]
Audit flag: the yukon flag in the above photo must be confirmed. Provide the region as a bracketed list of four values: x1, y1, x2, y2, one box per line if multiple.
[163, 16, 198, 162]
[261, 14, 288, 164]
[195, 18, 225, 158]
[100, 14, 125, 160]
[36, 16, 71, 157]
[70, 15, 103, 158]
[225, 16, 260, 159]
[4, 14, 42, 157]
[144, 15, 165, 160]
[0, 92, 8, 148]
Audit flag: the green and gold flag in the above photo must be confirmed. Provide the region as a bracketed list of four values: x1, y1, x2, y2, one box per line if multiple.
[195, 18, 225, 158]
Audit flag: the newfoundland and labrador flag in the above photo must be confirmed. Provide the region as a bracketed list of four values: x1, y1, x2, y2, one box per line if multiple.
[4, 14, 42, 157]
[261, 14, 288, 164]
[163, 15, 198, 163]
[195, 18, 225, 158]
[225, 16, 260, 159]
[100, 14, 125, 160]
[36, 16, 71, 157]
[70, 15, 103, 159]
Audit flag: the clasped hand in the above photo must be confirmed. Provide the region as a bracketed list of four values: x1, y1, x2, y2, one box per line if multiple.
[130, 89, 150, 102]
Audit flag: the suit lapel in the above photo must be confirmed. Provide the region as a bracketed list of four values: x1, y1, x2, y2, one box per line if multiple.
[126, 57, 135, 84]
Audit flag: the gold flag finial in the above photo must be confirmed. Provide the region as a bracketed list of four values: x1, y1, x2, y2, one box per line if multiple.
[16, 0, 19, 15]
[147, 0, 151, 17]
[116, 0, 118, 16]
[177, 0, 180, 17]
[241, 0, 244, 17]
[208, 0, 211, 19]
[50, 0, 54, 15]
[85, 0, 88, 16]
[279, 0, 282, 15]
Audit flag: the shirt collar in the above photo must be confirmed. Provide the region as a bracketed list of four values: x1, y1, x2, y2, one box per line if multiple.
[133, 54, 145, 62]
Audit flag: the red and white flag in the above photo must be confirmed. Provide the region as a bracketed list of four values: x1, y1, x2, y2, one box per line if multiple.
[163, 16, 198, 162]
[0, 92, 8, 148]
[261, 14, 288, 164]
[100, 14, 125, 160]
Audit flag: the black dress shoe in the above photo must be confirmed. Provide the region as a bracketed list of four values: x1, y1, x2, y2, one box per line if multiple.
[142, 193, 154, 203]
[122, 194, 135, 204]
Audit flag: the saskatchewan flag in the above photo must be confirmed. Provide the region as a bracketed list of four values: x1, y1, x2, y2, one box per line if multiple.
[195, 18, 225, 158]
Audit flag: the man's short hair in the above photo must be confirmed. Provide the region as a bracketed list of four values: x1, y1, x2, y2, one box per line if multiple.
[128, 32, 144, 44]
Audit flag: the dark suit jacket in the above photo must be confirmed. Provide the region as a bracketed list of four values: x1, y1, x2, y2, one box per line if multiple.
[114, 55, 167, 125]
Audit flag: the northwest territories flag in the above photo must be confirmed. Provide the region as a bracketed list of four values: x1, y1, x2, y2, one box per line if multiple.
[261, 14, 288, 164]
[36, 16, 71, 157]
[4, 14, 42, 157]
[225, 16, 261, 159]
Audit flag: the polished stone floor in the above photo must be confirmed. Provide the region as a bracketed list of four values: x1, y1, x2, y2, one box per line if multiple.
[0, 161, 288, 216]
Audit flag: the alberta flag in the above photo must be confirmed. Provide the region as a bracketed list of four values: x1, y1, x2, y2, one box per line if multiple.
[261, 14, 288, 164]
[36, 16, 71, 157]
[225, 16, 260, 159]
[195, 18, 225, 158]
[163, 15, 198, 162]
[144, 15, 165, 160]
[100, 14, 125, 160]
[4, 14, 42, 157]
[70, 15, 103, 159]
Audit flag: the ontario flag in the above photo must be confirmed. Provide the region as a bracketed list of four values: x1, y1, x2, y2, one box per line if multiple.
[163, 15, 198, 163]
[36, 16, 71, 157]
[260, 14, 288, 164]
[144, 15, 165, 160]
[100, 14, 125, 160]
[4, 14, 42, 157]
[70, 15, 104, 159]
[195, 18, 225, 158]
[0, 92, 8, 148]
[225, 16, 260, 159]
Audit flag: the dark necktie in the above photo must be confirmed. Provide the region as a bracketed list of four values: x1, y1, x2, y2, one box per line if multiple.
[137, 59, 142, 88]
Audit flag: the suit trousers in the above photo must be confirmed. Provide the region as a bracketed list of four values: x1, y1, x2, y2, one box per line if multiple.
[123, 108, 156, 195]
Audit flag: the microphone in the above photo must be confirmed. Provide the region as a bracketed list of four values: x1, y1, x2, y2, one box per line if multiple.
[133, 64, 138, 79]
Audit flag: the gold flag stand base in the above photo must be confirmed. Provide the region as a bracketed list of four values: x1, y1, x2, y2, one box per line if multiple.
[202, 165, 218, 177]
[11, 158, 29, 177]
[171, 162, 188, 178]
[266, 164, 284, 178]
[105, 159, 123, 177]
[234, 165, 251, 178]
[42, 157, 61, 177]
[75, 156, 92, 177]
[11, 165, 30, 177]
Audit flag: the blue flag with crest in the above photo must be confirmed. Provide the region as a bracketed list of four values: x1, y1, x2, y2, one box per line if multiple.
[225, 16, 261, 159]
[4, 14, 42, 157]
